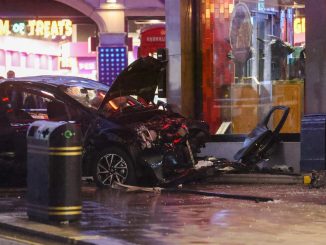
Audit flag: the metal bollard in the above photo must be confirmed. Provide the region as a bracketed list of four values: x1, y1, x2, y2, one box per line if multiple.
[26, 121, 82, 223]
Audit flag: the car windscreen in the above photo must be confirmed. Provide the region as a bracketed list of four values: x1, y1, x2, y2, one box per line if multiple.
[61, 85, 108, 110]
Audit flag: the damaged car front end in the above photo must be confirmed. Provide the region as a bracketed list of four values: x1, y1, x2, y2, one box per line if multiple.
[84, 99, 209, 187]
[131, 114, 208, 185]
[79, 56, 210, 187]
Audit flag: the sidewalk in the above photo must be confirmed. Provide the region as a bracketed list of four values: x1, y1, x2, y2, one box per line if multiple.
[0, 213, 125, 245]
[0, 175, 325, 245]
[0, 186, 132, 245]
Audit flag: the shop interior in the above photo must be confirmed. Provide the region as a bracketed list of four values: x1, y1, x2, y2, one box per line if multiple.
[201, 0, 305, 135]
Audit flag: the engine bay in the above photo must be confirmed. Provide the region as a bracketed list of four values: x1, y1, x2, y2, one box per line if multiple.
[131, 116, 203, 183]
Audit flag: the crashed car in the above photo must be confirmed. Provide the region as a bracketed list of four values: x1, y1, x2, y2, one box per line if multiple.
[0, 57, 209, 187]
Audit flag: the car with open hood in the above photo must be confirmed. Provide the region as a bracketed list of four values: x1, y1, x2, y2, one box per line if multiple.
[0, 56, 209, 187]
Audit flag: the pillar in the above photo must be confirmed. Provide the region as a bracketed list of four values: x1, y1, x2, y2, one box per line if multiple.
[300, 1, 326, 171]
[97, 4, 126, 46]
[165, 0, 195, 117]
[305, 0, 326, 113]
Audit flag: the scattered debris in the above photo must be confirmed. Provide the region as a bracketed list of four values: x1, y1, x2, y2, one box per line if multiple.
[310, 171, 326, 188]
[113, 183, 162, 193]
[113, 183, 274, 203]
[194, 160, 214, 170]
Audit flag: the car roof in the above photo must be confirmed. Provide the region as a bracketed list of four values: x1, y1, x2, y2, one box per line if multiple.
[1, 75, 110, 91]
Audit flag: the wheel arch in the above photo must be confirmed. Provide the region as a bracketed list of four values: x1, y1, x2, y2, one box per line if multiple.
[83, 130, 140, 176]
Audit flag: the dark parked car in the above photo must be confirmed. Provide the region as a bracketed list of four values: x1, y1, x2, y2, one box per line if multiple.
[0, 57, 209, 187]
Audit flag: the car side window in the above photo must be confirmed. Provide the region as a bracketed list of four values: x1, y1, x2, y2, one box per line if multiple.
[6, 88, 70, 122]
[22, 91, 50, 120]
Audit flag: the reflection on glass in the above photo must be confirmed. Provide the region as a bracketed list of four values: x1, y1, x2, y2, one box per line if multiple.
[201, 0, 305, 135]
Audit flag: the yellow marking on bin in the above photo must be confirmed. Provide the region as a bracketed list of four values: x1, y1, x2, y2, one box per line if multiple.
[303, 175, 311, 185]
[47, 210, 81, 216]
[28, 204, 82, 216]
[27, 145, 83, 156]
[28, 204, 81, 211]
[47, 206, 82, 211]
[49, 146, 83, 151]
[49, 151, 82, 156]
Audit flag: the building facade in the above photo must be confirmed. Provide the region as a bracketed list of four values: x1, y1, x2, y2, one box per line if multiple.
[0, 0, 165, 80]
[164, 0, 326, 172]
[2, 0, 325, 171]
[165, 0, 307, 136]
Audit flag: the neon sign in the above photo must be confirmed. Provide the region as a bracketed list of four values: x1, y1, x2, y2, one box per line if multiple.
[0, 19, 73, 39]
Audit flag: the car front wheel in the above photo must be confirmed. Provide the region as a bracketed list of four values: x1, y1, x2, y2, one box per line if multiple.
[93, 147, 136, 188]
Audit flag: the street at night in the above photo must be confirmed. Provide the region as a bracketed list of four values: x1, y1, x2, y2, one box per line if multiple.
[1, 0, 326, 244]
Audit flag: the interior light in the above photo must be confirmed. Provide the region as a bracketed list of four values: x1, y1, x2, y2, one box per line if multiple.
[106, 0, 117, 3]
[109, 100, 118, 110]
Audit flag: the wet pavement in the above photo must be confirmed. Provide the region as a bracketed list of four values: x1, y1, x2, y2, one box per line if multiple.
[0, 182, 326, 244]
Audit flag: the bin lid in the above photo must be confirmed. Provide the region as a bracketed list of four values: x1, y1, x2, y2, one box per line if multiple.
[27, 120, 68, 140]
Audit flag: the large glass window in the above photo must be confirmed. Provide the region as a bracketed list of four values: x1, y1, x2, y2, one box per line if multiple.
[201, 0, 305, 135]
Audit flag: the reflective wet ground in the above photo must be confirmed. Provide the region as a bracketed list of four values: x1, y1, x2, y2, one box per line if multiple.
[1, 183, 326, 244]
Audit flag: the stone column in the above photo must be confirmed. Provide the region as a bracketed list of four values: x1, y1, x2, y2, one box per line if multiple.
[165, 0, 195, 117]
[305, 0, 326, 113]
[300, 1, 326, 171]
[97, 4, 126, 46]
[99, 32, 126, 47]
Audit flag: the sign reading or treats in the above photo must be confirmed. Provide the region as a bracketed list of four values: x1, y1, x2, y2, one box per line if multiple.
[229, 3, 253, 63]
[0, 19, 73, 39]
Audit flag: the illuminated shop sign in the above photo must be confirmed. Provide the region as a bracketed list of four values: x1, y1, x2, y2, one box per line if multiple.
[0, 19, 73, 38]
[98, 47, 127, 86]
[78, 57, 97, 75]
[294, 17, 305, 34]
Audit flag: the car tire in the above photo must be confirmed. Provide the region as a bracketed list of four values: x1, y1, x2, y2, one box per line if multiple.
[93, 147, 137, 188]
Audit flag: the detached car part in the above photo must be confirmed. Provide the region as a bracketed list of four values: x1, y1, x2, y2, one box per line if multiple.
[234, 105, 290, 165]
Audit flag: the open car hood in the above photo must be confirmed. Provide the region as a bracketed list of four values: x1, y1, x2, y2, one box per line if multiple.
[101, 56, 166, 106]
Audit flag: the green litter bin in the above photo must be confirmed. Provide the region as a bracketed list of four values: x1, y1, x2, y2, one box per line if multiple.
[26, 120, 82, 223]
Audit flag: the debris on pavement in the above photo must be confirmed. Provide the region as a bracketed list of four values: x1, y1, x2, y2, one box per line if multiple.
[113, 183, 274, 203]
[310, 170, 326, 188]
[194, 160, 214, 169]
[113, 183, 163, 193]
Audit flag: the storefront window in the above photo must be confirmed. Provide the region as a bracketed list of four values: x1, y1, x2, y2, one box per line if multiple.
[201, 0, 305, 135]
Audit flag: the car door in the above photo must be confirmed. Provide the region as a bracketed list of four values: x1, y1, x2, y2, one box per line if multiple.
[0, 83, 71, 161]
[0, 82, 24, 158]
[0, 95, 14, 158]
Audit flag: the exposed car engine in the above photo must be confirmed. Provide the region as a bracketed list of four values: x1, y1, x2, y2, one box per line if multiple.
[135, 124, 158, 150]
[134, 117, 188, 150]
[132, 116, 205, 182]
